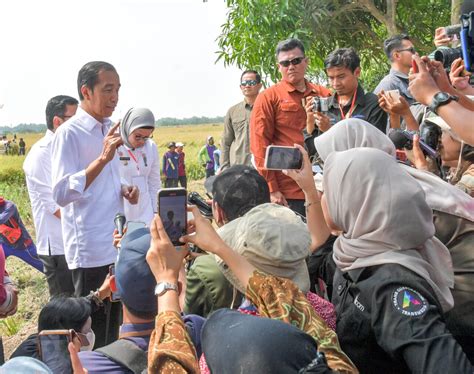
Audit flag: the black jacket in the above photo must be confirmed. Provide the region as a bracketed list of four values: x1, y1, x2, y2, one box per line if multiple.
[333, 263, 472, 373]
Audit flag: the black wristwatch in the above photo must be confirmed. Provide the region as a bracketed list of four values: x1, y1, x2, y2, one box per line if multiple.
[428, 92, 459, 114]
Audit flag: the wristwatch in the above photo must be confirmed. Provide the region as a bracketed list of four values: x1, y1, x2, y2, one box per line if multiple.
[154, 282, 179, 296]
[428, 92, 459, 114]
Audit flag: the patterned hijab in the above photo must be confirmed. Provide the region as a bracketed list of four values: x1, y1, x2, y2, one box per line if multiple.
[314, 118, 474, 222]
[323, 148, 454, 312]
[120, 108, 155, 149]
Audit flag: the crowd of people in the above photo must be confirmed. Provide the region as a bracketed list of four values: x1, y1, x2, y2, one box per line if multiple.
[0, 2, 474, 372]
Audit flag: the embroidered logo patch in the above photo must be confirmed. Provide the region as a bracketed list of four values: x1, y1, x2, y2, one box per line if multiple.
[392, 286, 428, 317]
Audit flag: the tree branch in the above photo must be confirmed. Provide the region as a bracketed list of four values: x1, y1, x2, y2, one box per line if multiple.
[358, 0, 400, 35]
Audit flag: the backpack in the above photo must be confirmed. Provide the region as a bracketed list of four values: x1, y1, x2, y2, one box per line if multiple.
[95, 339, 147, 374]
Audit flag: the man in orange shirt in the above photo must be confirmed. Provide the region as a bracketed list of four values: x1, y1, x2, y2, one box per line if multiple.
[250, 38, 331, 216]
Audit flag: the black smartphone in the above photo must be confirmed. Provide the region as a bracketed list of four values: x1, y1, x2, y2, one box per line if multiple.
[157, 188, 187, 246]
[109, 265, 121, 302]
[264, 145, 303, 170]
[38, 330, 73, 374]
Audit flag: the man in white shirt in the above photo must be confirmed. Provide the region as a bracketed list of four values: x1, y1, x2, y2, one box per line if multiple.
[23, 95, 78, 298]
[51, 61, 138, 348]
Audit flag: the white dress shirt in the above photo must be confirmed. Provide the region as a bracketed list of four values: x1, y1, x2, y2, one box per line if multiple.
[117, 140, 161, 224]
[23, 130, 64, 256]
[51, 107, 123, 269]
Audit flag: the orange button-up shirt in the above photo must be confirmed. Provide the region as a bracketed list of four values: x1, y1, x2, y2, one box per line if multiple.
[250, 79, 331, 200]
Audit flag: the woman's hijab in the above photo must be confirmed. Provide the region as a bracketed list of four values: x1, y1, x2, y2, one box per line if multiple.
[120, 108, 155, 149]
[323, 148, 454, 311]
[314, 119, 474, 222]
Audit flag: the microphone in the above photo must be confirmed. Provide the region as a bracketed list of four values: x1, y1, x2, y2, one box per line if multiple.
[388, 129, 439, 158]
[114, 213, 126, 236]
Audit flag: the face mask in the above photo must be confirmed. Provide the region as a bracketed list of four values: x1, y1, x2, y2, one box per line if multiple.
[80, 330, 96, 352]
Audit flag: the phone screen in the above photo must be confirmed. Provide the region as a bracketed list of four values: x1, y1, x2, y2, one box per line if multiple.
[265, 146, 302, 170]
[159, 192, 187, 246]
[39, 333, 72, 374]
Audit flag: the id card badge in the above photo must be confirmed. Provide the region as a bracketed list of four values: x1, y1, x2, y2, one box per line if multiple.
[132, 176, 147, 195]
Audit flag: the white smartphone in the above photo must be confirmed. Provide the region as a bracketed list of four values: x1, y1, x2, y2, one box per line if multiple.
[385, 89, 401, 103]
[264, 145, 303, 170]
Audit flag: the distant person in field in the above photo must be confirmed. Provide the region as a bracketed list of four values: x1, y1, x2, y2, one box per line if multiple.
[199, 136, 217, 178]
[162, 142, 180, 188]
[176, 142, 187, 188]
[18, 138, 26, 156]
[51, 61, 139, 348]
[221, 70, 262, 171]
[23, 95, 78, 298]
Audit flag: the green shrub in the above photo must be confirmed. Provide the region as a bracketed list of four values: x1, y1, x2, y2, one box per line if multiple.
[0, 168, 25, 185]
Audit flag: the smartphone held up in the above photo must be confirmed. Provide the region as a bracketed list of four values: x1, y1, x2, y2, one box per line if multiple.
[38, 330, 74, 374]
[157, 188, 187, 246]
[264, 145, 303, 170]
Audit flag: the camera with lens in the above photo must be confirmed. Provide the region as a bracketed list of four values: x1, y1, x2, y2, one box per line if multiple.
[388, 129, 439, 158]
[312, 97, 329, 113]
[434, 11, 474, 71]
[187, 191, 213, 218]
[419, 121, 442, 151]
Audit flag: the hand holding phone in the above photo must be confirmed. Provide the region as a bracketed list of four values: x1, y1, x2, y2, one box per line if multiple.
[264, 146, 303, 170]
[38, 330, 74, 374]
[157, 188, 187, 246]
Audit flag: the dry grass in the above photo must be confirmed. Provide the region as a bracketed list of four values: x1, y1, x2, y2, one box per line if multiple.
[0, 123, 220, 358]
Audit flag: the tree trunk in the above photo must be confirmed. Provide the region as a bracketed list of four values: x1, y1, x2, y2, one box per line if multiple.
[451, 0, 462, 25]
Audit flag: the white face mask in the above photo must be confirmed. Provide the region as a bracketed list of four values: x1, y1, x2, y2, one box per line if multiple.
[80, 330, 96, 352]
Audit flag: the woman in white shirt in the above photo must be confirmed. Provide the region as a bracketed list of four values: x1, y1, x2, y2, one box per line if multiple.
[118, 108, 161, 223]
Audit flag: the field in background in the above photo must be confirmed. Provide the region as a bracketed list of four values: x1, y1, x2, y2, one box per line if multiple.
[0, 123, 223, 357]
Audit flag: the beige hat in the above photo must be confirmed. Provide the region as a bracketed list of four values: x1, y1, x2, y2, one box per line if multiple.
[425, 113, 462, 142]
[215, 203, 311, 294]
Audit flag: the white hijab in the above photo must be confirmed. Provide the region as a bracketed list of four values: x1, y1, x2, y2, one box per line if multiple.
[323, 148, 454, 312]
[314, 119, 474, 222]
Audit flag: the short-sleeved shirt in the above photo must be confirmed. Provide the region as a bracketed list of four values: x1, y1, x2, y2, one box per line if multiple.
[373, 68, 414, 105]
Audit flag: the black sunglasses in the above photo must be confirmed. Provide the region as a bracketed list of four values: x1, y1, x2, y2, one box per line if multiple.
[241, 80, 259, 87]
[396, 47, 416, 54]
[278, 57, 305, 67]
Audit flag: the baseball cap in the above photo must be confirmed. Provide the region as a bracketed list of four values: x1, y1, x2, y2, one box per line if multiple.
[212, 165, 270, 221]
[115, 227, 157, 314]
[168, 141, 176, 148]
[216, 203, 311, 294]
[176, 142, 184, 147]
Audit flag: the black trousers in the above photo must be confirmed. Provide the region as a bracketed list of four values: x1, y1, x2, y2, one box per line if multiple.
[165, 178, 179, 188]
[39, 254, 75, 298]
[178, 176, 187, 188]
[71, 265, 121, 349]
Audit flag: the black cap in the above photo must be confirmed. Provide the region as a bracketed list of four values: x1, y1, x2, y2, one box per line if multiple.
[212, 165, 270, 221]
[168, 141, 176, 148]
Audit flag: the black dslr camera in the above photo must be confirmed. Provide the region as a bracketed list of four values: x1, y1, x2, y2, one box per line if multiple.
[187, 192, 213, 218]
[434, 11, 474, 71]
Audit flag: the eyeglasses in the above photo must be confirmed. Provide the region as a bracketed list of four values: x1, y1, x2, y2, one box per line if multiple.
[241, 80, 259, 87]
[396, 47, 416, 54]
[133, 134, 153, 141]
[278, 57, 305, 67]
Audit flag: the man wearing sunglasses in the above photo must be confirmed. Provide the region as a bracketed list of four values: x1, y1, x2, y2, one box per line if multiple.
[374, 34, 416, 104]
[250, 38, 331, 216]
[221, 70, 262, 171]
